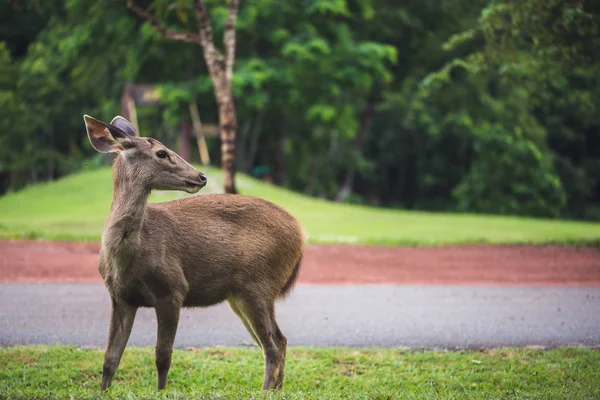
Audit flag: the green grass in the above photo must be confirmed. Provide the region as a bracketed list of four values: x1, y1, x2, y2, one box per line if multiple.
[1, 165, 599, 246]
[1, 346, 598, 399]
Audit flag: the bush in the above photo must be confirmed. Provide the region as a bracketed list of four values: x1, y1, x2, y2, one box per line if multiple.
[453, 125, 566, 218]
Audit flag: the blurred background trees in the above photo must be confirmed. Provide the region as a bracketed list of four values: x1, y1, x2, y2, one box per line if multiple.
[1, 0, 599, 220]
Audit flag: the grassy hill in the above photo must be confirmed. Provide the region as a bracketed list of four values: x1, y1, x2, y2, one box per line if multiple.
[0, 165, 599, 245]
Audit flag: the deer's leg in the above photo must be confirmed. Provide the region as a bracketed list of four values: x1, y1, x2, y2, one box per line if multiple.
[101, 299, 137, 390]
[227, 297, 261, 348]
[154, 300, 181, 390]
[236, 296, 286, 390]
[273, 322, 288, 389]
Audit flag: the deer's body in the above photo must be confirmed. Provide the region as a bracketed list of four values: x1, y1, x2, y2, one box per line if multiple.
[83, 115, 304, 392]
[100, 189, 304, 309]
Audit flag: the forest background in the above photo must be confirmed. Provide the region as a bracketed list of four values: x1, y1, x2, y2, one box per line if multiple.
[1, 0, 598, 220]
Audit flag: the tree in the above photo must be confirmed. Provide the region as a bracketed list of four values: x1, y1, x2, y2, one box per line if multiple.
[470, 0, 600, 71]
[127, 0, 240, 194]
[0, 0, 142, 192]
[353, 0, 490, 209]
[410, 0, 600, 218]
[231, 1, 396, 198]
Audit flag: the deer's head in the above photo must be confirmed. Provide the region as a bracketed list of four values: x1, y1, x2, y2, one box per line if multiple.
[84, 115, 207, 194]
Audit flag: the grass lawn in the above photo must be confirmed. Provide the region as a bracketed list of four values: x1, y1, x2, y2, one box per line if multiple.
[1, 346, 598, 399]
[0, 165, 599, 246]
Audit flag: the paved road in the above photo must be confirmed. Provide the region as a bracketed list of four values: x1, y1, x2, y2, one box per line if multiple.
[1, 284, 599, 349]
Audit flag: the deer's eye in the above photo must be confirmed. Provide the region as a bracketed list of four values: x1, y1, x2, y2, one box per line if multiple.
[156, 150, 167, 159]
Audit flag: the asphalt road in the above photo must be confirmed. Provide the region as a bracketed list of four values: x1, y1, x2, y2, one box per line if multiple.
[1, 283, 599, 349]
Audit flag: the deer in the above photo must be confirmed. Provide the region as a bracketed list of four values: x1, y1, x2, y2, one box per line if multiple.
[83, 114, 305, 391]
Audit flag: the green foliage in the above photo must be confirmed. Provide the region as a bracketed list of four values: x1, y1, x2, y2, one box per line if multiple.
[474, 0, 600, 70]
[120, 0, 396, 197]
[0, 0, 142, 191]
[454, 125, 566, 217]
[409, 0, 600, 218]
[0, 42, 24, 184]
[1, 0, 600, 220]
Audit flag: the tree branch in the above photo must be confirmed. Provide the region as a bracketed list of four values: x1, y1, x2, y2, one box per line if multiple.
[127, 0, 203, 45]
[224, 0, 239, 83]
[194, 0, 224, 80]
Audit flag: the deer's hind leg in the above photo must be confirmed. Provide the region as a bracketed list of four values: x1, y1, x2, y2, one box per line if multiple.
[273, 321, 287, 388]
[233, 294, 287, 390]
[227, 297, 261, 348]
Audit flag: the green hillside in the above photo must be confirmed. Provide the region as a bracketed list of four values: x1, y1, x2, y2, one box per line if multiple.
[0, 166, 599, 245]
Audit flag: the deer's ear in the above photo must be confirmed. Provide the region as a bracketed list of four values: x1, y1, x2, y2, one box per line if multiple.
[110, 116, 138, 138]
[84, 115, 125, 153]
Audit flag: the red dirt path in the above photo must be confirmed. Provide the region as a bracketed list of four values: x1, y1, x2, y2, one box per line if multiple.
[1, 240, 599, 286]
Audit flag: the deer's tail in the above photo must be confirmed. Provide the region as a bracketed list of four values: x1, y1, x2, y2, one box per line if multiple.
[279, 255, 302, 299]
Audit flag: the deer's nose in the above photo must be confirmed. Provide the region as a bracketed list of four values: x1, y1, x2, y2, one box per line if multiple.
[199, 173, 207, 183]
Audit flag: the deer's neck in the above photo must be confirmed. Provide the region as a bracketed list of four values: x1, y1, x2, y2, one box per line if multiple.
[102, 170, 149, 264]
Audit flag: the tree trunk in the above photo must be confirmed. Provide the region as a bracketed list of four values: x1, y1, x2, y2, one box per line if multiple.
[335, 171, 355, 202]
[121, 83, 139, 133]
[127, 0, 240, 194]
[178, 120, 192, 162]
[335, 103, 375, 202]
[188, 101, 211, 165]
[273, 119, 286, 186]
[218, 95, 237, 194]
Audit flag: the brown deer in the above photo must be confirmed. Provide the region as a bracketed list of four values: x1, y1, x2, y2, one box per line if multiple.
[83, 115, 305, 391]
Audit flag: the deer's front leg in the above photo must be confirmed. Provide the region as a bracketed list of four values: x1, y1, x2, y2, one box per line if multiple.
[101, 299, 137, 390]
[155, 299, 181, 390]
